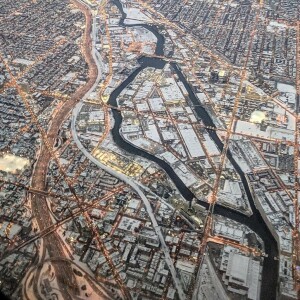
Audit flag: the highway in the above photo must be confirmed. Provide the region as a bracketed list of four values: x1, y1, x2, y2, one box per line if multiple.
[3, 190, 120, 258]
[71, 7, 187, 298]
[97, 2, 279, 298]
[71, 107, 187, 300]
[293, 21, 300, 297]
[17, 0, 278, 298]
[23, 257, 116, 300]
[27, 0, 100, 298]
[71, 2, 187, 298]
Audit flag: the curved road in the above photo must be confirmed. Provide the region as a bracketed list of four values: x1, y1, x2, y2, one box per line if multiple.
[107, 1, 279, 299]
[29, 0, 98, 298]
[72, 0, 279, 299]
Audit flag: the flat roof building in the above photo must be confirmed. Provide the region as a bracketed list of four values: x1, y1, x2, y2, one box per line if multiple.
[220, 247, 261, 300]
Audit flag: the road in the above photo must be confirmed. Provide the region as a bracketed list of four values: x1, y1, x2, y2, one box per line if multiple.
[71, 2, 187, 298]
[29, 0, 99, 298]
[4, 190, 120, 258]
[23, 257, 116, 300]
[71, 110, 186, 300]
[293, 21, 300, 297]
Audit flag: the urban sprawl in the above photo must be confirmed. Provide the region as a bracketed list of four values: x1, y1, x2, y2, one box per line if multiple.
[0, 0, 299, 300]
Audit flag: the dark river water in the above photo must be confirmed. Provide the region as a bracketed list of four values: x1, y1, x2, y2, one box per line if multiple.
[109, 1, 279, 298]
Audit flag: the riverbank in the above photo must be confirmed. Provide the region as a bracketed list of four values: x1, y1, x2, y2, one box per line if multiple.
[108, 0, 279, 298]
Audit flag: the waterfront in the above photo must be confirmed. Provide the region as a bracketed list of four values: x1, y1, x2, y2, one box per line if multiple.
[108, 0, 279, 298]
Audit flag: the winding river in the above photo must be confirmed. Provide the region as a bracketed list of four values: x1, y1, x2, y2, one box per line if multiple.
[109, 0, 279, 298]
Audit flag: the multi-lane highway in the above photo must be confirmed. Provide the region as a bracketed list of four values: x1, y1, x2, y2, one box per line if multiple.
[72, 106, 187, 300]
[28, 0, 99, 298]
[21, 0, 281, 299]
[71, 1, 277, 299]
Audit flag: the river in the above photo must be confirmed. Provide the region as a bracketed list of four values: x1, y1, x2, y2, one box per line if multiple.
[109, 0, 279, 298]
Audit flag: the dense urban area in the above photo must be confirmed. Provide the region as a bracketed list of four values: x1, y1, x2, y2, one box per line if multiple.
[0, 0, 299, 299]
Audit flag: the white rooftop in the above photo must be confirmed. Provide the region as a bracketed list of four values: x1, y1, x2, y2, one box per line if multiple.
[160, 78, 185, 102]
[178, 124, 205, 158]
[227, 252, 250, 284]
